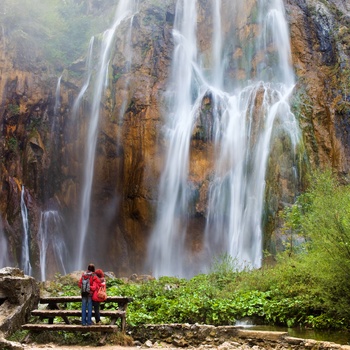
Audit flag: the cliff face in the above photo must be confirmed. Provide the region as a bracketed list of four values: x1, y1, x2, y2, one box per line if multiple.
[0, 0, 349, 279]
[287, 0, 350, 173]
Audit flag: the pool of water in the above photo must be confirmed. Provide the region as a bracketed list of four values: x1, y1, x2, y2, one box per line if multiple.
[236, 323, 350, 345]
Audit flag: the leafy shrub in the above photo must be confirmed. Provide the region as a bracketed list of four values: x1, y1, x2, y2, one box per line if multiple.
[41, 171, 350, 331]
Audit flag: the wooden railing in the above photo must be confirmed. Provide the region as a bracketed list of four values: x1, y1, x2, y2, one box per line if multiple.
[22, 296, 133, 336]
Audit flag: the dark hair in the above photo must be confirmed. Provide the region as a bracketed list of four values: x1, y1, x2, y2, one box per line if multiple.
[95, 269, 104, 278]
[87, 263, 95, 272]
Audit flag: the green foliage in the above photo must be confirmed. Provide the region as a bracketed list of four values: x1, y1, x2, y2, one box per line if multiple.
[1, 0, 116, 66]
[39, 171, 350, 332]
[7, 104, 20, 117]
[98, 248, 335, 329]
[7, 137, 18, 152]
[42, 272, 80, 297]
[204, 254, 244, 297]
[279, 169, 350, 327]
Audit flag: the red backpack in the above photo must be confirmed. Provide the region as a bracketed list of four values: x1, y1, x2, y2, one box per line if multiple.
[96, 283, 107, 302]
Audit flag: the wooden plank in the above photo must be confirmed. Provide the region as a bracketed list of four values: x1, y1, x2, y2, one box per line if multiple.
[39, 296, 133, 304]
[22, 324, 119, 333]
[31, 310, 125, 317]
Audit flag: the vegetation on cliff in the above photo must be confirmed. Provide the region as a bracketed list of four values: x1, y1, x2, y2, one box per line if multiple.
[1, 0, 116, 66]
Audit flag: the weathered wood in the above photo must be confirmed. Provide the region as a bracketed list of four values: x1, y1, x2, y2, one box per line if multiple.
[31, 309, 126, 317]
[39, 296, 133, 305]
[24, 295, 133, 335]
[22, 324, 119, 333]
[45, 299, 71, 324]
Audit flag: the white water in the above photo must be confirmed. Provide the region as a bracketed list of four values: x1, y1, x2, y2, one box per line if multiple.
[71, 37, 95, 119]
[54, 75, 62, 116]
[117, 15, 136, 122]
[148, 0, 300, 277]
[51, 74, 62, 142]
[147, 0, 199, 277]
[20, 186, 32, 275]
[38, 210, 67, 281]
[75, 0, 139, 269]
[0, 215, 10, 268]
[1, 25, 5, 61]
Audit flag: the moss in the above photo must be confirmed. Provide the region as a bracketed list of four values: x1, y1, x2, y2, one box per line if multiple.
[7, 104, 20, 117]
[7, 137, 18, 152]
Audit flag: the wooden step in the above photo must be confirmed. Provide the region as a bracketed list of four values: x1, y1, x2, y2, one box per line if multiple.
[39, 296, 133, 304]
[22, 324, 119, 332]
[31, 309, 125, 318]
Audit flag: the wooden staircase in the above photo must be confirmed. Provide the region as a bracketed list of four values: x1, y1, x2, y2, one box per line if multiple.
[22, 296, 133, 338]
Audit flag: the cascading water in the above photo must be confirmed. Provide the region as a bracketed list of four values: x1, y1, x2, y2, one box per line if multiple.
[115, 13, 136, 121]
[51, 74, 62, 143]
[54, 75, 62, 117]
[147, 0, 199, 278]
[38, 210, 68, 281]
[0, 215, 10, 268]
[74, 0, 139, 269]
[71, 37, 95, 120]
[1, 25, 5, 61]
[148, 0, 300, 277]
[20, 186, 32, 276]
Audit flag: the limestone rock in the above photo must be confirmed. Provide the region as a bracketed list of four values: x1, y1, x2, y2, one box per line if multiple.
[0, 267, 40, 337]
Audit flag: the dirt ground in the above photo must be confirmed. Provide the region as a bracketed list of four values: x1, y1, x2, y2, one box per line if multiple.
[20, 342, 179, 350]
[21, 345, 177, 350]
[22, 346, 143, 350]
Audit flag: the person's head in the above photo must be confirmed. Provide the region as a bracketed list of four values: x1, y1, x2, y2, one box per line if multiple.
[87, 263, 95, 272]
[95, 269, 104, 278]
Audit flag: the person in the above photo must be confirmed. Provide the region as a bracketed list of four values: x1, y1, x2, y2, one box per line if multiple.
[92, 268, 106, 325]
[78, 263, 98, 326]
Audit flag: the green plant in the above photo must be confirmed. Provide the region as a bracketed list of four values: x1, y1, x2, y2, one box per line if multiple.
[7, 137, 18, 152]
[37, 180, 350, 333]
[1, 0, 117, 66]
[7, 104, 20, 116]
[279, 170, 350, 327]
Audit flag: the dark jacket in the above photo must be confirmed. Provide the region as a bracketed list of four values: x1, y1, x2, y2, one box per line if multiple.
[78, 271, 98, 297]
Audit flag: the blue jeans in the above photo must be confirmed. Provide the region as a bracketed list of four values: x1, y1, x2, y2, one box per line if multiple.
[81, 295, 92, 325]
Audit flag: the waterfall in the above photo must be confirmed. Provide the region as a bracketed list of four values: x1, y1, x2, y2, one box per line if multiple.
[148, 0, 300, 277]
[20, 186, 32, 276]
[0, 216, 10, 268]
[147, 0, 200, 278]
[75, 0, 139, 269]
[54, 75, 62, 116]
[117, 13, 136, 121]
[51, 74, 62, 143]
[38, 210, 68, 281]
[71, 37, 95, 120]
[212, 0, 223, 88]
[0, 25, 5, 61]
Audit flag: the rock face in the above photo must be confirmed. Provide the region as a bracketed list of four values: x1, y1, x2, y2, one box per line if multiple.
[0, 267, 39, 341]
[286, 0, 350, 173]
[0, 0, 349, 279]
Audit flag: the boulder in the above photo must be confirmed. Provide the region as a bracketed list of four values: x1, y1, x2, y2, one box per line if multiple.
[0, 267, 40, 346]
